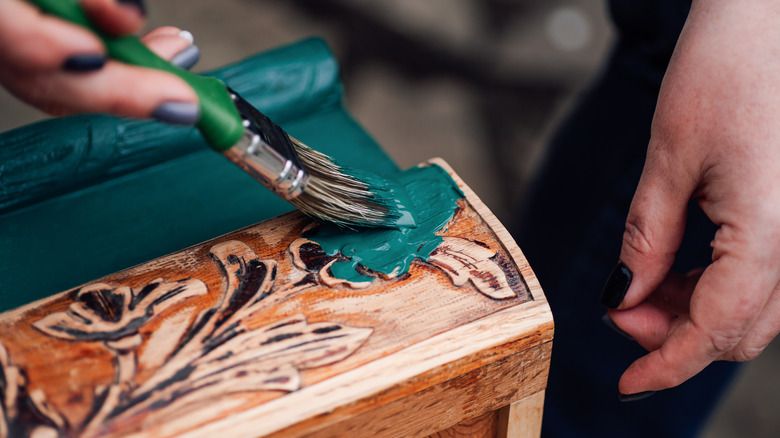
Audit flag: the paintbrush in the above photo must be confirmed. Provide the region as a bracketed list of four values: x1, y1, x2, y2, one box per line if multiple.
[29, 0, 400, 229]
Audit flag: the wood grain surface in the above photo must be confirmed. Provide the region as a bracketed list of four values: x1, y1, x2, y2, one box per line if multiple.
[0, 159, 552, 437]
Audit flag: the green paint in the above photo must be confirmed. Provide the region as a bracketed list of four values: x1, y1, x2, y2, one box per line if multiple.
[309, 164, 464, 282]
[0, 39, 401, 311]
[347, 167, 418, 229]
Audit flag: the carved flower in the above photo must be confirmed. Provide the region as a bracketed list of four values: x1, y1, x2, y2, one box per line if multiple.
[34, 279, 207, 342]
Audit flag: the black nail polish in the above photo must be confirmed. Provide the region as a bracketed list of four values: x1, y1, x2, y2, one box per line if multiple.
[117, 0, 147, 16]
[618, 391, 656, 402]
[63, 54, 106, 72]
[600, 262, 632, 309]
[601, 314, 633, 341]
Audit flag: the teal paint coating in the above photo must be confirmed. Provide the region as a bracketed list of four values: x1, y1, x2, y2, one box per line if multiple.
[309, 164, 464, 282]
[347, 167, 418, 229]
[0, 39, 399, 312]
[0, 38, 379, 214]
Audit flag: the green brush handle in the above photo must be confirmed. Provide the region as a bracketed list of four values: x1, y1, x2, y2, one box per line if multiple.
[29, 0, 244, 151]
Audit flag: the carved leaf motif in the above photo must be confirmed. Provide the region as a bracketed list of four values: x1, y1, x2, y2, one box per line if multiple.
[290, 238, 373, 289]
[194, 314, 372, 373]
[0, 343, 68, 438]
[153, 315, 373, 413]
[126, 241, 281, 398]
[290, 238, 339, 273]
[289, 233, 519, 297]
[22, 239, 373, 435]
[103, 241, 372, 426]
[34, 278, 208, 342]
[427, 237, 516, 300]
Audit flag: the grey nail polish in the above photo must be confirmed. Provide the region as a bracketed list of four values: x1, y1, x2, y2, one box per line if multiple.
[619, 391, 656, 402]
[601, 314, 634, 341]
[171, 45, 200, 70]
[600, 262, 632, 309]
[152, 102, 199, 125]
[63, 54, 106, 72]
[117, 0, 147, 16]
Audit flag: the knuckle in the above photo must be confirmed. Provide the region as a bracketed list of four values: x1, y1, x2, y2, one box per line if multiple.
[702, 322, 745, 358]
[708, 332, 742, 355]
[729, 345, 764, 362]
[622, 218, 656, 258]
[692, 319, 745, 358]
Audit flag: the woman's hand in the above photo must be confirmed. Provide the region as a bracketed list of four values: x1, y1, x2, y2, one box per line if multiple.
[604, 0, 780, 396]
[0, 0, 200, 124]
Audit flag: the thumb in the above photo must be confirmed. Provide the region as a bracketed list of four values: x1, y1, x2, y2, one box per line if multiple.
[601, 143, 695, 309]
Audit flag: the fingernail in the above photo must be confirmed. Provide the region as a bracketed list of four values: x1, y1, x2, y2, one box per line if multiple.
[618, 391, 656, 402]
[152, 102, 199, 125]
[171, 45, 200, 70]
[178, 30, 195, 44]
[63, 53, 106, 72]
[600, 262, 632, 309]
[117, 0, 147, 16]
[601, 314, 634, 341]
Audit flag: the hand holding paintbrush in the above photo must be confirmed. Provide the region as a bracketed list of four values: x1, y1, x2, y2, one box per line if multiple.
[1, 0, 408, 229]
[0, 0, 200, 123]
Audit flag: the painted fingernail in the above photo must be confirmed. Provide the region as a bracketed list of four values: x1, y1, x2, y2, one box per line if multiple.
[152, 102, 199, 125]
[178, 30, 195, 44]
[600, 262, 632, 309]
[171, 45, 200, 70]
[117, 0, 147, 16]
[601, 314, 634, 341]
[618, 391, 656, 402]
[63, 53, 106, 72]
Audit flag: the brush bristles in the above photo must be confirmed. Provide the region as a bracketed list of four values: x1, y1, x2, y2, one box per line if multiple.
[289, 139, 398, 228]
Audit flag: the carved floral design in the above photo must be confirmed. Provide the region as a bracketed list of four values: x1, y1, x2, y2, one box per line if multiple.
[3, 222, 526, 437]
[290, 237, 374, 289]
[35, 279, 207, 342]
[428, 237, 517, 300]
[2, 240, 371, 438]
[290, 234, 524, 300]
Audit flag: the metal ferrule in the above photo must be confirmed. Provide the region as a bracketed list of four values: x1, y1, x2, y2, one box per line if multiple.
[222, 129, 309, 200]
[223, 89, 309, 200]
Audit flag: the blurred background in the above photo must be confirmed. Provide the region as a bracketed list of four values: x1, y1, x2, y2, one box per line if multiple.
[0, 1, 776, 436]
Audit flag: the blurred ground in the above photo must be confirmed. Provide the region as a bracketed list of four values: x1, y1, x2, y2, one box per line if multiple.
[0, 1, 777, 436]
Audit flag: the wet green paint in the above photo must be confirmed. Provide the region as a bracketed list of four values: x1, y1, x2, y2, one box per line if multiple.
[309, 164, 464, 282]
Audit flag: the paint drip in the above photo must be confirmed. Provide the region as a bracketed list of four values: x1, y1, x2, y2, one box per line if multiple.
[308, 163, 464, 283]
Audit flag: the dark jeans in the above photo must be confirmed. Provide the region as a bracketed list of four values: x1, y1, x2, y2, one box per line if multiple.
[512, 1, 740, 436]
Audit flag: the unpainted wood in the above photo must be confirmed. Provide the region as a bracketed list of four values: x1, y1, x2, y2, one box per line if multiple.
[277, 341, 551, 438]
[429, 410, 499, 438]
[497, 391, 546, 438]
[0, 159, 552, 437]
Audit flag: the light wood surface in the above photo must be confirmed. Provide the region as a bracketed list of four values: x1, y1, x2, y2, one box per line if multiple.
[498, 391, 546, 438]
[0, 159, 552, 437]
